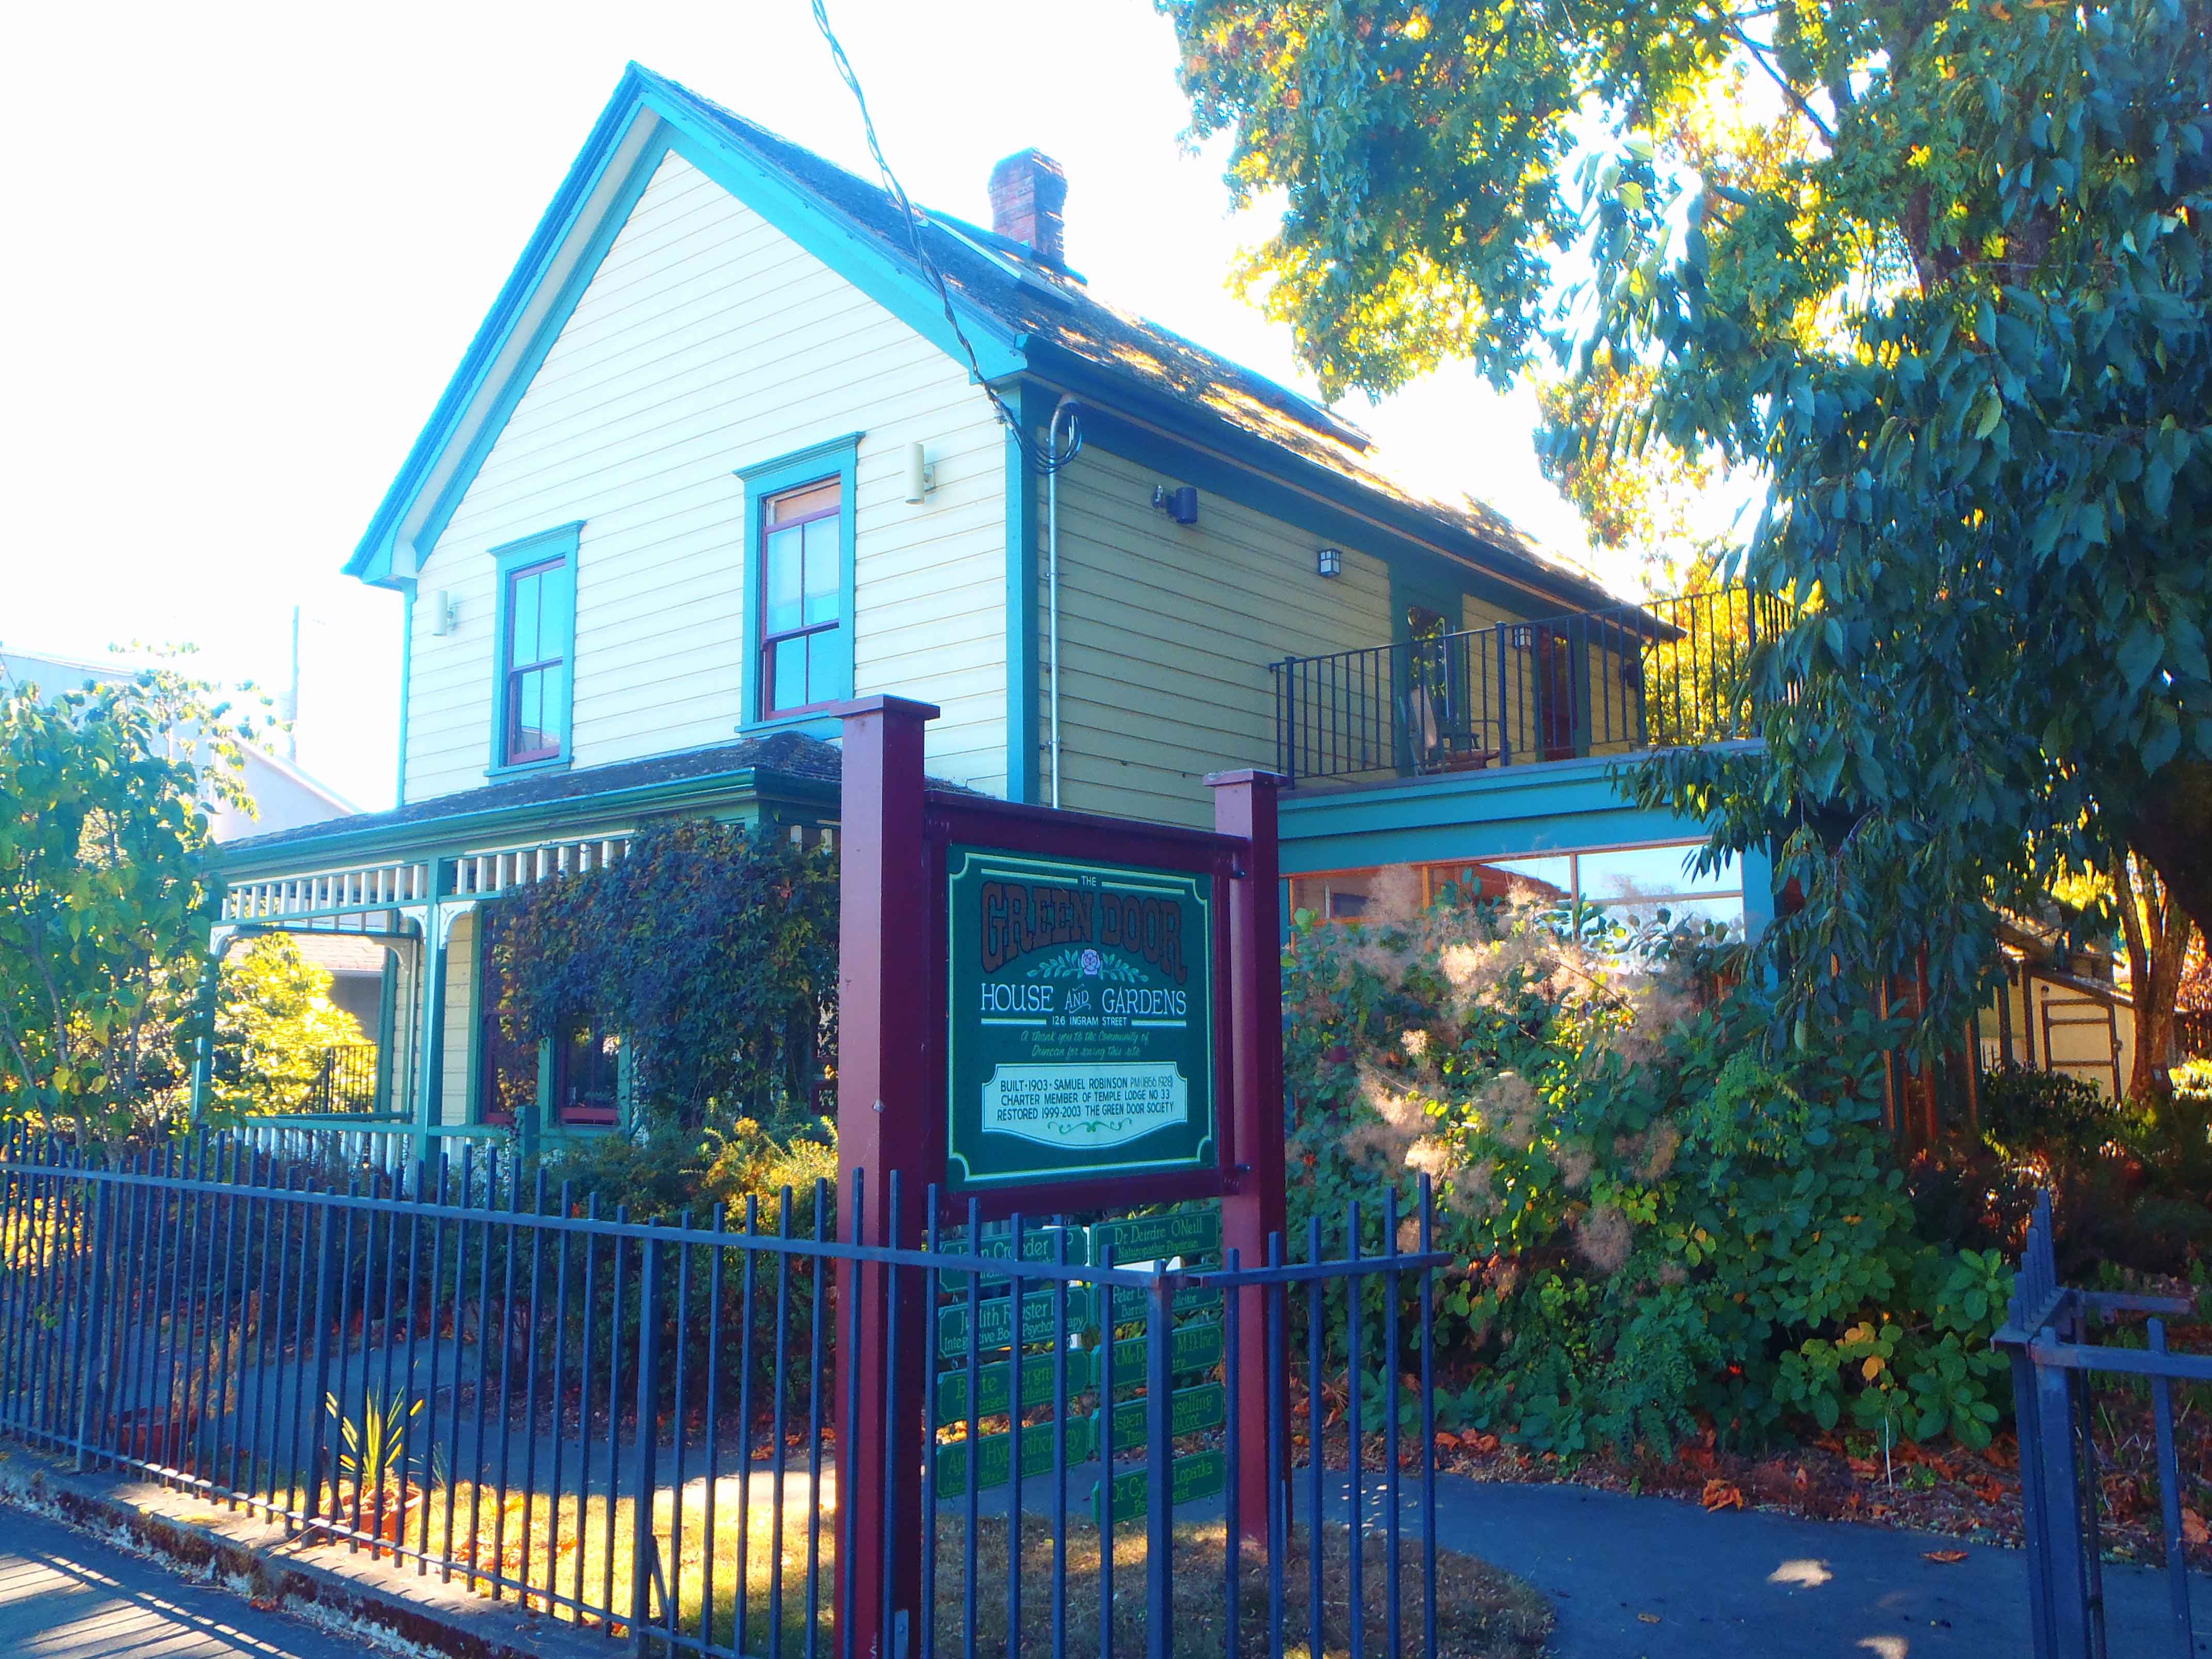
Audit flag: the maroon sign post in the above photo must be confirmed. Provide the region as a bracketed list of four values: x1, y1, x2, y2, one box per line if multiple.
[833, 701, 1288, 1656]
[1206, 768, 1287, 1540]
[833, 695, 939, 1659]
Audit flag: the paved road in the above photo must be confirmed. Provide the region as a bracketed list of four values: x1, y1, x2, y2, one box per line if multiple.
[0, 1510, 366, 1659]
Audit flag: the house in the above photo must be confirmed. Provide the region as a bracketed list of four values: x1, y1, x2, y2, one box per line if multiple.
[209, 64, 1776, 1152]
[1, 648, 358, 842]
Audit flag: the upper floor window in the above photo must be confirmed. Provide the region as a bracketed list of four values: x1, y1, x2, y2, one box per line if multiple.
[760, 479, 843, 714]
[735, 434, 859, 727]
[487, 523, 580, 773]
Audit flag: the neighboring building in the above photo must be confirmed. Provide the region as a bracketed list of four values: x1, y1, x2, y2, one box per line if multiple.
[211, 64, 1775, 1150]
[1, 648, 357, 841]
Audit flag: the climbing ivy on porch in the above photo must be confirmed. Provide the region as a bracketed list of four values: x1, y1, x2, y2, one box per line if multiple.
[487, 817, 838, 1131]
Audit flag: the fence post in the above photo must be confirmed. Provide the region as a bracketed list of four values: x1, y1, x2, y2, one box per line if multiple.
[631, 1234, 662, 1656]
[1144, 1270, 1173, 1659]
[72, 1178, 112, 1472]
[2031, 1344, 2093, 1659]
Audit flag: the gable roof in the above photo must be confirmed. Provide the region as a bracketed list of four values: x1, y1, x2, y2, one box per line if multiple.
[348, 63, 1616, 611]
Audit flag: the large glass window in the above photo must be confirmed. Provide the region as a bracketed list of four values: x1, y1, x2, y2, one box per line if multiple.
[499, 556, 572, 766]
[1290, 841, 1744, 939]
[759, 478, 844, 715]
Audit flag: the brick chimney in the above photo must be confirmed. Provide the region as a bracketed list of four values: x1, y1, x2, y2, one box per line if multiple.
[987, 149, 1068, 267]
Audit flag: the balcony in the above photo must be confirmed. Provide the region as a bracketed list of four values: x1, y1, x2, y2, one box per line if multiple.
[1270, 588, 1785, 787]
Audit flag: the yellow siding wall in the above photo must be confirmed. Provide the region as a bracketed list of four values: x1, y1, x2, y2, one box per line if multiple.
[1040, 444, 1389, 826]
[403, 150, 1010, 804]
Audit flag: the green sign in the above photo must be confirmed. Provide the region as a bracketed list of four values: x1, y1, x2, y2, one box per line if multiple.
[1108, 1282, 1225, 1324]
[934, 1224, 1088, 1292]
[935, 1349, 1096, 1426]
[1089, 1209, 1222, 1265]
[938, 1285, 1095, 1357]
[1109, 1321, 1223, 1380]
[935, 1417, 1098, 1498]
[1093, 1384, 1227, 1452]
[946, 848, 1216, 1192]
[1092, 1449, 1228, 1523]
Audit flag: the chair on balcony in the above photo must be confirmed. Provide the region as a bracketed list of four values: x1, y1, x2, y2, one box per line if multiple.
[1400, 685, 1501, 775]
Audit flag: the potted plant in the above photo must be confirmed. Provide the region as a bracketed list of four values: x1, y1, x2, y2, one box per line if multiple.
[319, 1388, 429, 1557]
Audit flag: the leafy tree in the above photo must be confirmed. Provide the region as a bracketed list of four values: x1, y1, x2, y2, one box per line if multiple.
[1163, 0, 2212, 1047]
[488, 818, 838, 1131]
[209, 933, 370, 1114]
[0, 662, 255, 1148]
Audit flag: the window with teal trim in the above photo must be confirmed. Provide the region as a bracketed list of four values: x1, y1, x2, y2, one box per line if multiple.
[487, 524, 580, 773]
[759, 477, 844, 714]
[735, 434, 859, 730]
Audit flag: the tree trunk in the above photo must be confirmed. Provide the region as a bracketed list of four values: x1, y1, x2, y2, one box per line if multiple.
[2127, 758, 2212, 948]
[2109, 849, 2198, 1101]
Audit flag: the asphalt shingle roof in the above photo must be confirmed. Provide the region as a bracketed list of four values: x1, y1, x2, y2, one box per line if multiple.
[645, 71, 1618, 609]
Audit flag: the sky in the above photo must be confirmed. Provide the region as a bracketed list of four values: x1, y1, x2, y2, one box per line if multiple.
[0, 0, 1636, 812]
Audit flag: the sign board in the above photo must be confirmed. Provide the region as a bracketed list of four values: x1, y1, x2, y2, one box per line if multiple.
[1093, 1383, 1226, 1452]
[1088, 1209, 1222, 1265]
[946, 849, 1216, 1193]
[937, 1285, 1095, 1357]
[1093, 1449, 1228, 1524]
[935, 1417, 1099, 1498]
[935, 1349, 1096, 1426]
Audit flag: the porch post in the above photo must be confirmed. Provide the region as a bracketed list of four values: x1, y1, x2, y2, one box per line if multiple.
[411, 860, 455, 1186]
[1207, 768, 1288, 1542]
[188, 924, 239, 1122]
[832, 694, 939, 1659]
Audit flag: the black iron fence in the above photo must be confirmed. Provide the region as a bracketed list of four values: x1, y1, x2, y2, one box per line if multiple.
[229, 1043, 385, 1117]
[0, 1128, 1449, 1658]
[1271, 588, 1789, 786]
[1995, 1191, 2206, 1658]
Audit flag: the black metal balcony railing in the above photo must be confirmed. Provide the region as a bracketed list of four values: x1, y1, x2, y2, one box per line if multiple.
[1271, 588, 1789, 786]
[232, 1043, 383, 1117]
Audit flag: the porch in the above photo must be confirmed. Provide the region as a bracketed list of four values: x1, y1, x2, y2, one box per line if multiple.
[202, 734, 843, 1163]
[1270, 587, 1784, 788]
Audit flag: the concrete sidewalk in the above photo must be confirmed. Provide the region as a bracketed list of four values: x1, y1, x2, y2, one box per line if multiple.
[0, 1510, 368, 1659]
[1418, 1475, 2209, 1658]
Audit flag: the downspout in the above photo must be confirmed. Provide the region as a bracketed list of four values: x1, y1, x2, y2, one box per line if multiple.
[1044, 397, 1084, 808]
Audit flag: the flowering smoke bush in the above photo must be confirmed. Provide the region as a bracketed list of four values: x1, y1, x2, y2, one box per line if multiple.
[1284, 873, 2012, 1456]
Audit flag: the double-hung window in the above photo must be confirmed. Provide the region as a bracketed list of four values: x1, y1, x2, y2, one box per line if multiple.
[759, 479, 843, 714]
[735, 434, 859, 726]
[488, 523, 580, 772]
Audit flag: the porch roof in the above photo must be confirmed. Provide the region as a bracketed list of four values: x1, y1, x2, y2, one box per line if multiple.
[217, 731, 841, 876]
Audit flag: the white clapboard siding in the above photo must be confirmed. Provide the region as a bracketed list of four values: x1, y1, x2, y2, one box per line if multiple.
[440, 910, 477, 1125]
[404, 150, 1009, 804]
[1041, 445, 1394, 827]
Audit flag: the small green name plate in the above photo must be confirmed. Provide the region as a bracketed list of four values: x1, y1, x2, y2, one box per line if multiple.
[935, 1349, 1097, 1426]
[1105, 1321, 1223, 1380]
[1092, 1383, 1227, 1452]
[935, 1417, 1098, 1499]
[1091, 1449, 1228, 1524]
[1108, 1282, 1224, 1325]
[1089, 1209, 1223, 1265]
[938, 1286, 1095, 1357]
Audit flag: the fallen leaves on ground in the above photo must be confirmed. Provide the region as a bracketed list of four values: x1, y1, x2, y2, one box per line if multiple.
[1923, 1550, 1969, 1564]
[1701, 1478, 1745, 1511]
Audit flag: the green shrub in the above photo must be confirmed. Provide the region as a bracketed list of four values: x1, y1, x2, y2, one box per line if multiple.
[1283, 875, 2010, 1456]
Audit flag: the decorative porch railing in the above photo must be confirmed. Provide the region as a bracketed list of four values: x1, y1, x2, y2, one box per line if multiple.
[1270, 587, 1789, 786]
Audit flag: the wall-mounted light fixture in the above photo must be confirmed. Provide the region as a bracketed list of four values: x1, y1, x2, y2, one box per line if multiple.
[903, 442, 937, 503]
[429, 591, 459, 637]
[1316, 546, 1343, 578]
[1151, 484, 1199, 525]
